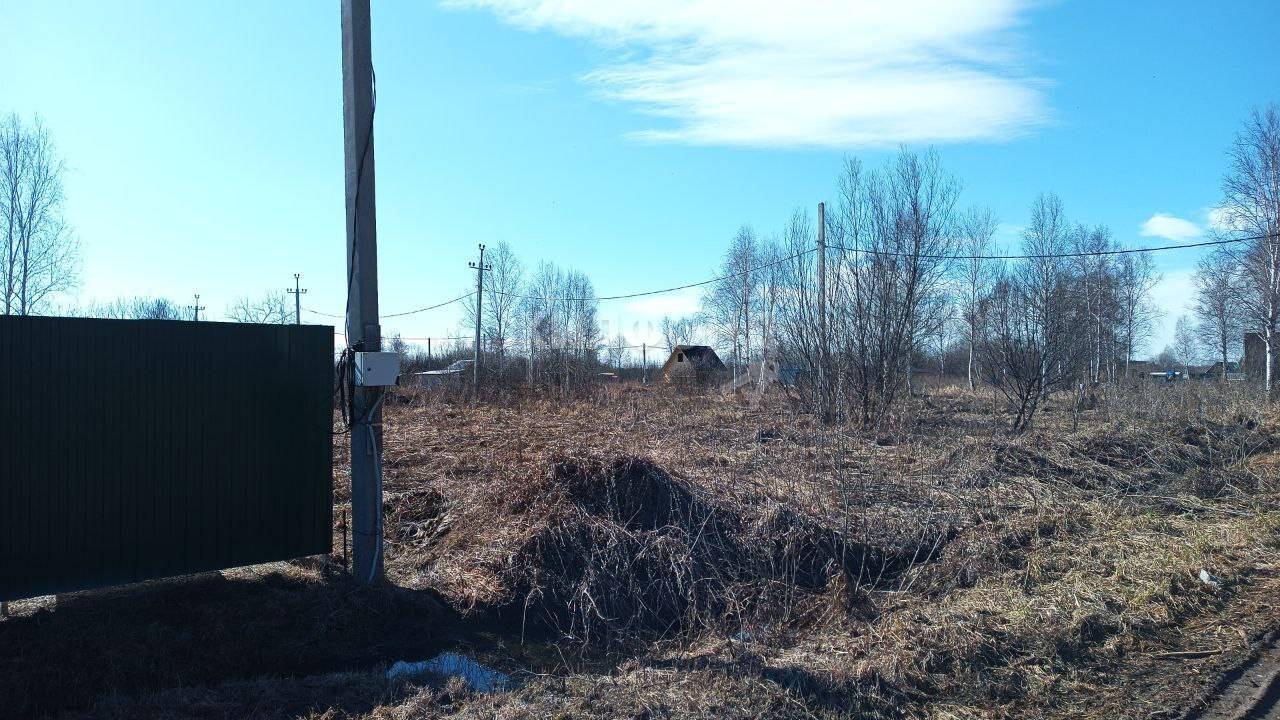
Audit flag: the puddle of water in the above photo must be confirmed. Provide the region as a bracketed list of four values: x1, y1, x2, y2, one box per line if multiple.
[387, 652, 511, 692]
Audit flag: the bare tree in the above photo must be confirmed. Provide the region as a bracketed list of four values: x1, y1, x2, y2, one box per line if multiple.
[1, 114, 79, 315]
[1153, 346, 1178, 369]
[517, 260, 601, 392]
[466, 240, 523, 362]
[606, 333, 628, 369]
[1193, 248, 1243, 381]
[756, 237, 784, 358]
[980, 271, 1081, 434]
[773, 207, 824, 407]
[1172, 314, 1198, 376]
[86, 296, 184, 320]
[957, 206, 999, 390]
[826, 149, 960, 426]
[1115, 250, 1161, 379]
[1219, 104, 1280, 400]
[1018, 193, 1070, 400]
[660, 314, 697, 351]
[703, 226, 760, 374]
[1068, 224, 1118, 384]
[226, 291, 290, 324]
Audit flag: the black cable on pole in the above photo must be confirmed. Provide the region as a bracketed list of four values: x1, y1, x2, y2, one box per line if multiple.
[343, 69, 376, 334]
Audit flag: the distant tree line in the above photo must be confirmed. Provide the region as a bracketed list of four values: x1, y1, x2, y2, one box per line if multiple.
[695, 148, 1166, 432]
[454, 242, 606, 394]
[693, 105, 1280, 430]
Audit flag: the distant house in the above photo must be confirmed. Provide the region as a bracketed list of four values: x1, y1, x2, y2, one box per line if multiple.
[1127, 360, 1182, 383]
[1127, 360, 1157, 378]
[661, 345, 727, 386]
[1190, 361, 1243, 381]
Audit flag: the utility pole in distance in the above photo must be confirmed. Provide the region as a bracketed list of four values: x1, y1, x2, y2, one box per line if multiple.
[342, 0, 383, 585]
[189, 294, 206, 322]
[288, 273, 307, 325]
[469, 244, 490, 391]
[817, 201, 828, 423]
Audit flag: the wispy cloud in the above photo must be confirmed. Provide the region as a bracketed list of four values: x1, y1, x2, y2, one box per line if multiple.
[444, 0, 1049, 148]
[1205, 206, 1246, 233]
[1139, 213, 1202, 242]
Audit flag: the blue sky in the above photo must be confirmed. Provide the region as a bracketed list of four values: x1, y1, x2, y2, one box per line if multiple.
[4, 1, 1278, 354]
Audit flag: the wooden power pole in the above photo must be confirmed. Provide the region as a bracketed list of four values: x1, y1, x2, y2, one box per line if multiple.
[469, 244, 490, 391]
[342, 0, 383, 584]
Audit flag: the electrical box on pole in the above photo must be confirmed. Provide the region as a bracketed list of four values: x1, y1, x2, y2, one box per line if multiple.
[354, 351, 400, 387]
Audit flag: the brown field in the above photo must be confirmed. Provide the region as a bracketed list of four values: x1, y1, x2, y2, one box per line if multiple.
[3, 381, 1279, 719]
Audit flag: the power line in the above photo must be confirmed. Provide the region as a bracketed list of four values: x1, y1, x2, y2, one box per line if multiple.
[304, 231, 1280, 318]
[381, 291, 475, 318]
[305, 291, 473, 319]
[492, 246, 816, 305]
[333, 331, 470, 342]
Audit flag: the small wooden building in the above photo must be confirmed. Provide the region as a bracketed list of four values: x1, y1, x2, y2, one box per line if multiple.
[661, 345, 727, 386]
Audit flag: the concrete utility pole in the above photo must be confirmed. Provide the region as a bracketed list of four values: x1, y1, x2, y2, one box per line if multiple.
[469, 244, 490, 390]
[817, 202, 828, 422]
[287, 273, 307, 325]
[342, 0, 383, 585]
[189, 294, 205, 322]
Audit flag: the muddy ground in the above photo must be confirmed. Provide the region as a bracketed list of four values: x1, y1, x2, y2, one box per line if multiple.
[3, 382, 1278, 719]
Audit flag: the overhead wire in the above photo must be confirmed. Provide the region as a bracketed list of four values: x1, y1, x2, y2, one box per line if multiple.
[308, 231, 1278, 320]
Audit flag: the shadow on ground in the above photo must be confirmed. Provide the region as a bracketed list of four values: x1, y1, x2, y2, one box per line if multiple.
[0, 561, 460, 719]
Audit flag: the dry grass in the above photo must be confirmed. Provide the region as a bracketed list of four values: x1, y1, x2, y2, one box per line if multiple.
[6, 381, 1279, 719]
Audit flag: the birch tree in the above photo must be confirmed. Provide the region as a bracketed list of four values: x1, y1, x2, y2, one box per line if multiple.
[1193, 248, 1243, 381]
[1220, 104, 1280, 400]
[958, 206, 998, 390]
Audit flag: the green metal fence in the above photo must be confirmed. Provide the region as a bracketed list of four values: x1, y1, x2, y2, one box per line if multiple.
[0, 315, 333, 601]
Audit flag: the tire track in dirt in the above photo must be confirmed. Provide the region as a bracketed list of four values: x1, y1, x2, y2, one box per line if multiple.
[1190, 631, 1280, 720]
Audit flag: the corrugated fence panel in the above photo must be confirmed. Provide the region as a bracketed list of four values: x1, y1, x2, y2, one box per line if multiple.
[0, 315, 333, 601]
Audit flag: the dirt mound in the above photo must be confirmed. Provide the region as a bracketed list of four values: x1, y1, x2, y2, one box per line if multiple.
[516, 456, 850, 644]
[408, 454, 969, 646]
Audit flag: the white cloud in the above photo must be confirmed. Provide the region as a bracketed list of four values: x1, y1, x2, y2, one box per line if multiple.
[1139, 213, 1202, 242]
[444, 0, 1049, 148]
